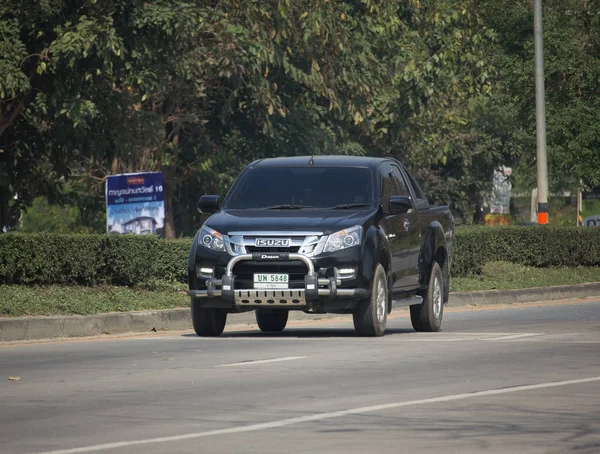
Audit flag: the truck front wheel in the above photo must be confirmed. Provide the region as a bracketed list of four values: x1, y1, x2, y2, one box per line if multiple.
[191, 299, 227, 337]
[353, 264, 388, 337]
[410, 261, 444, 332]
[256, 310, 289, 333]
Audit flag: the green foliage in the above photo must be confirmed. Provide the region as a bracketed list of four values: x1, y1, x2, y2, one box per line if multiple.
[452, 227, 489, 276]
[0, 233, 189, 286]
[2, 228, 600, 288]
[19, 196, 98, 233]
[478, 0, 600, 192]
[0, 18, 29, 100]
[454, 226, 600, 276]
[0, 284, 188, 317]
[0, 0, 522, 236]
[4, 259, 600, 316]
[2, 0, 600, 235]
[451, 261, 600, 292]
[0, 0, 130, 228]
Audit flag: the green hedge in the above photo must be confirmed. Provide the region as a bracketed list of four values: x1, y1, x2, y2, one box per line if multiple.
[0, 234, 190, 286]
[1, 227, 599, 285]
[453, 226, 600, 275]
[452, 228, 488, 276]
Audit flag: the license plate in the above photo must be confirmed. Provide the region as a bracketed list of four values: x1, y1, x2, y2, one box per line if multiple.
[254, 273, 289, 289]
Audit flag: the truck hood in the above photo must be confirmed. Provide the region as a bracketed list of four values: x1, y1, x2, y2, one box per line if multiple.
[204, 209, 377, 235]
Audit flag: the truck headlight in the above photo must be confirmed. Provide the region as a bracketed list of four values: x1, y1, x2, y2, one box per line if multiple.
[323, 225, 362, 253]
[198, 226, 226, 252]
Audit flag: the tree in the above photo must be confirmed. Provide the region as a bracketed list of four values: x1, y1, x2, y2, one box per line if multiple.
[0, 0, 127, 230]
[5, 0, 563, 234]
[346, 1, 524, 219]
[478, 0, 600, 192]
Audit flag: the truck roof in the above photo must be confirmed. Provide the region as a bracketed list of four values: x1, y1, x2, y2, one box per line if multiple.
[252, 155, 398, 169]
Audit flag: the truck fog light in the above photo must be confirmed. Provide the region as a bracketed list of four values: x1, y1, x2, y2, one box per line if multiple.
[197, 265, 214, 277]
[335, 267, 356, 280]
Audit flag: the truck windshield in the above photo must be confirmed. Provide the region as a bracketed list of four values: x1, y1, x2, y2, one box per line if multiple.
[223, 166, 374, 210]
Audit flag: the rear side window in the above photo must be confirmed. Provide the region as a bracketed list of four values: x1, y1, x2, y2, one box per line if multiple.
[390, 165, 409, 197]
[402, 167, 428, 206]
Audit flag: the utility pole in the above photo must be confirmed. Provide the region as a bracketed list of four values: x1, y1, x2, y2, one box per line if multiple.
[534, 0, 549, 224]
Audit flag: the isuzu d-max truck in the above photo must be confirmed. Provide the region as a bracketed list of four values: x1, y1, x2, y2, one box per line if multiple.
[187, 156, 454, 337]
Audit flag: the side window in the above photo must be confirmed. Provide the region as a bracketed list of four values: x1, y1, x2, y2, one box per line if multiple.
[390, 165, 409, 197]
[380, 164, 395, 212]
[403, 167, 428, 205]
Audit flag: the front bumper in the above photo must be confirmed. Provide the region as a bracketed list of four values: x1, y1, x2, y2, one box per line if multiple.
[188, 253, 369, 310]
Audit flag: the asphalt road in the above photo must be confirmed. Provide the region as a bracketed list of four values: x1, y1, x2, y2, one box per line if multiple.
[1, 299, 600, 454]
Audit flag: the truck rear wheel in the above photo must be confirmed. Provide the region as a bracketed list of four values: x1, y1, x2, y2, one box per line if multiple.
[410, 261, 444, 332]
[191, 298, 227, 337]
[256, 310, 289, 332]
[353, 264, 388, 337]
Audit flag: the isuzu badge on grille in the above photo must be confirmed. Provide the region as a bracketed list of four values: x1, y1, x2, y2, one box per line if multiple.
[255, 238, 291, 247]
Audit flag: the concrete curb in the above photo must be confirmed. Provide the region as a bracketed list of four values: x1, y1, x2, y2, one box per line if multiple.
[448, 282, 600, 307]
[1, 282, 599, 342]
[0, 309, 192, 343]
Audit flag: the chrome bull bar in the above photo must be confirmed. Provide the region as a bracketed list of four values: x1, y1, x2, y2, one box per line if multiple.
[187, 253, 368, 306]
[225, 253, 315, 277]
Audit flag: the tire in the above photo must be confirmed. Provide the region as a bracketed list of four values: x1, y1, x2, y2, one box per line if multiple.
[191, 298, 227, 337]
[255, 310, 289, 333]
[410, 261, 444, 332]
[353, 264, 388, 337]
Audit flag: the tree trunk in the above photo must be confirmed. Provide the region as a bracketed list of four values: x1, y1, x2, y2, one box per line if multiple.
[163, 127, 179, 239]
[0, 98, 25, 141]
[164, 172, 176, 239]
[0, 186, 10, 233]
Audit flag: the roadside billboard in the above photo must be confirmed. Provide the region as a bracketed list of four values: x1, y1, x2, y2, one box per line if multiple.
[581, 189, 600, 227]
[106, 172, 165, 236]
[490, 166, 512, 215]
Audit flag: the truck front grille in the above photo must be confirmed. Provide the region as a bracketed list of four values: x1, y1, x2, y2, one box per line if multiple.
[226, 232, 323, 256]
[245, 246, 301, 253]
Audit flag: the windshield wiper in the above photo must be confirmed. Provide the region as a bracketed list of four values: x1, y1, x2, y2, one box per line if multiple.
[260, 204, 314, 210]
[327, 203, 371, 210]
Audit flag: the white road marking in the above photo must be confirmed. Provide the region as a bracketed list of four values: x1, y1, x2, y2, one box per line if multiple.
[435, 333, 526, 336]
[395, 338, 484, 342]
[437, 332, 544, 338]
[32, 375, 600, 454]
[486, 333, 544, 341]
[385, 332, 546, 342]
[559, 341, 600, 344]
[215, 356, 306, 367]
[129, 336, 338, 341]
[512, 339, 600, 344]
[132, 332, 536, 341]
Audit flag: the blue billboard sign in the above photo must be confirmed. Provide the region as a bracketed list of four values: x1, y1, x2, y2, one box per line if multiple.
[106, 172, 165, 235]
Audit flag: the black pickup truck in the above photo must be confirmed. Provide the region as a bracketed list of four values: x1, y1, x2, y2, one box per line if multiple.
[188, 156, 454, 337]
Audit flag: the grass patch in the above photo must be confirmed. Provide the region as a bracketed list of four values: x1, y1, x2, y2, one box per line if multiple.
[2, 263, 600, 317]
[451, 261, 600, 292]
[0, 282, 189, 317]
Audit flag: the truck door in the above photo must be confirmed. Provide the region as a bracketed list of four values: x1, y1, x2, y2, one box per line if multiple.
[380, 164, 404, 289]
[390, 164, 420, 289]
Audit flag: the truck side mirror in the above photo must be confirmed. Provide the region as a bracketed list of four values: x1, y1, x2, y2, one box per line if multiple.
[389, 195, 413, 214]
[197, 195, 220, 214]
